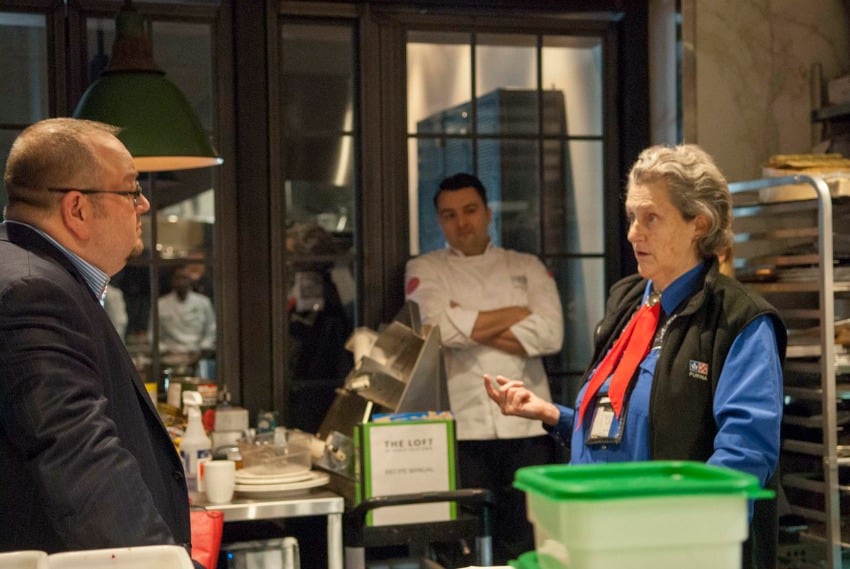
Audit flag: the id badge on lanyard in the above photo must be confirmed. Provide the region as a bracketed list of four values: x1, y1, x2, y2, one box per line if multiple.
[585, 396, 626, 445]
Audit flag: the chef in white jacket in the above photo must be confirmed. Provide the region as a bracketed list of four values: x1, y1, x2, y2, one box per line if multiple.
[405, 172, 564, 564]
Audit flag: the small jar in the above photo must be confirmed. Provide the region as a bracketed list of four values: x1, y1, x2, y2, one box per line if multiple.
[226, 448, 244, 470]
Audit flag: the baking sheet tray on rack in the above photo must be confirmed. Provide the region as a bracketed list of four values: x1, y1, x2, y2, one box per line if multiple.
[758, 173, 850, 203]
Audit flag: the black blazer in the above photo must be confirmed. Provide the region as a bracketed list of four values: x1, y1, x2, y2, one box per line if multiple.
[0, 222, 192, 553]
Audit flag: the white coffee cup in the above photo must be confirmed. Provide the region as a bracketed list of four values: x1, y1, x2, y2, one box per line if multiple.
[203, 460, 236, 504]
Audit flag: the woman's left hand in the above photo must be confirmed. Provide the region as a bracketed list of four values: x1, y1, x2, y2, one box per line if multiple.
[483, 374, 560, 425]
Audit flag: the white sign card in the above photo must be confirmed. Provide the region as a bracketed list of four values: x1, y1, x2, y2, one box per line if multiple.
[362, 421, 455, 526]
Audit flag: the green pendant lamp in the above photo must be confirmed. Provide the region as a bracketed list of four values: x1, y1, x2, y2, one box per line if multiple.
[73, 0, 223, 172]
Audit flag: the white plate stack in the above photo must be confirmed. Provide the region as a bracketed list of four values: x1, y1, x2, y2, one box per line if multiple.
[234, 467, 330, 497]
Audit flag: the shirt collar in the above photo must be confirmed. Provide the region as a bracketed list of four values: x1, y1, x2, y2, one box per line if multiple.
[642, 260, 709, 315]
[5, 220, 110, 301]
[447, 240, 493, 257]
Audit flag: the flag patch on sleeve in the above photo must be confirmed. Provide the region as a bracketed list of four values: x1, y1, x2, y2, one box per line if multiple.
[405, 277, 420, 295]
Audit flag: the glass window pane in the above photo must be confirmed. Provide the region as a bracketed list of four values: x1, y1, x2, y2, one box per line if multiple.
[283, 136, 355, 197]
[476, 34, 537, 135]
[153, 22, 213, 131]
[0, 12, 48, 217]
[86, 19, 113, 85]
[544, 140, 604, 255]
[407, 31, 472, 134]
[157, 190, 215, 259]
[551, 257, 605, 372]
[478, 139, 540, 253]
[543, 36, 603, 137]
[413, 137, 474, 255]
[420, 100, 473, 135]
[153, 173, 217, 378]
[282, 25, 353, 134]
[567, 140, 604, 253]
[0, 12, 48, 124]
[280, 22, 357, 434]
[477, 89, 540, 136]
[281, 24, 356, 227]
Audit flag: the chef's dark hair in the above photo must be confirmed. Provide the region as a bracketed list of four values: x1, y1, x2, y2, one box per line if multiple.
[434, 172, 488, 209]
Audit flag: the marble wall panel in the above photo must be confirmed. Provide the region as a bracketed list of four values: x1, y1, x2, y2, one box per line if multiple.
[681, 0, 850, 181]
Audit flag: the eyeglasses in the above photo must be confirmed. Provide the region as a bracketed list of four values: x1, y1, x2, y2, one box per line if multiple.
[47, 181, 144, 207]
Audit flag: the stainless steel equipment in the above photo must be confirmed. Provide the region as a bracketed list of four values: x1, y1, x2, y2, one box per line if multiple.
[313, 301, 449, 499]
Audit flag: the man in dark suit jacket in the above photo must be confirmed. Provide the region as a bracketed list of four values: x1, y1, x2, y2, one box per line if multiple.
[0, 118, 194, 557]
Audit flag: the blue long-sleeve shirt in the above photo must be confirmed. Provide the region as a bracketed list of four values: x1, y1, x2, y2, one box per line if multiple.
[547, 262, 783, 492]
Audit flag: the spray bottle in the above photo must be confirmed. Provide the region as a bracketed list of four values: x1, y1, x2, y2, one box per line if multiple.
[181, 390, 212, 491]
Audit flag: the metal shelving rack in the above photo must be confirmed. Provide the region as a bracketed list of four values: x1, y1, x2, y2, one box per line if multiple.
[730, 174, 842, 569]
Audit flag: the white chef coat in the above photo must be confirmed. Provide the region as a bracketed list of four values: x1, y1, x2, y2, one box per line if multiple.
[157, 290, 217, 353]
[405, 244, 563, 440]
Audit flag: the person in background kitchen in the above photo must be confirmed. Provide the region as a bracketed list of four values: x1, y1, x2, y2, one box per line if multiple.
[157, 263, 217, 374]
[484, 144, 785, 569]
[184, 252, 215, 303]
[285, 221, 353, 434]
[405, 172, 564, 564]
[0, 118, 201, 566]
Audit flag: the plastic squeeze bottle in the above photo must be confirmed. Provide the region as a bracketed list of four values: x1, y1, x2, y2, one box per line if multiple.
[181, 390, 212, 490]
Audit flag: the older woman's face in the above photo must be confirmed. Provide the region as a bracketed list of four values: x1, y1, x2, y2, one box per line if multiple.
[625, 181, 706, 292]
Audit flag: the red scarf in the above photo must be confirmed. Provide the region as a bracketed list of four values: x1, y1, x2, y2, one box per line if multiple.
[577, 297, 662, 426]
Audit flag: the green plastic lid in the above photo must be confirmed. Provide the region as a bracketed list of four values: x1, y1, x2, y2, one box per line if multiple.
[514, 460, 774, 501]
[509, 550, 541, 569]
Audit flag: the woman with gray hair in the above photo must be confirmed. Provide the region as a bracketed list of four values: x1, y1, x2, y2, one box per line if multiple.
[628, 143, 734, 258]
[484, 144, 785, 569]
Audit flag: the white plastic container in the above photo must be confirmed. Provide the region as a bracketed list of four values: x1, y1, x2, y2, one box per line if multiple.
[180, 390, 212, 488]
[0, 550, 48, 569]
[514, 461, 773, 569]
[214, 406, 249, 432]
[47, 545, 193, 569]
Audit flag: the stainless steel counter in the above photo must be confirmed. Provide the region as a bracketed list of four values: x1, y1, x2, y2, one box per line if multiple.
[191, 488, 344, 569]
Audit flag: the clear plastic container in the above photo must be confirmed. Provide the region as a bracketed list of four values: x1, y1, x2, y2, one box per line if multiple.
[237, 429, 312, 476]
